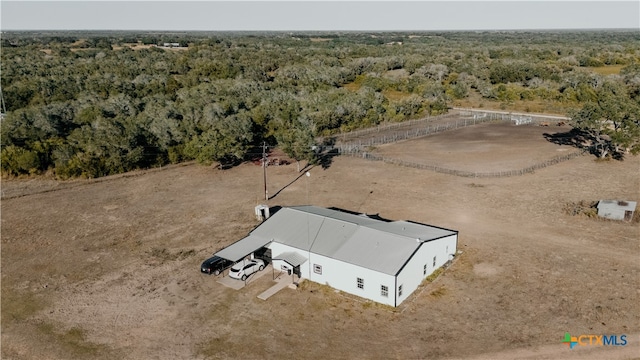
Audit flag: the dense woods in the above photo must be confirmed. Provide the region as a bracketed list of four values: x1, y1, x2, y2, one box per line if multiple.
[1, 30, 639, 177]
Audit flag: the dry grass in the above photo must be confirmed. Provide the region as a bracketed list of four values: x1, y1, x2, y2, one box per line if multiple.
[425, 267, 445, 282]
[1, 289, 46, 323]
[36, 324, 109, 358]
[382, 88, 412, 101]
[430, 286, 448, 298]
[587, 65, 625, 75]
[342, 76, 363, 92]
[452, 90, 571, 116]
[2, 126, 638, 360]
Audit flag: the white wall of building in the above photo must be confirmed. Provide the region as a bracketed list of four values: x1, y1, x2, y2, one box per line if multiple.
[597, 208, 625, 220]
[308, 253, 397, 307]
[266, 234, 457, 307]
[267, 242, 310, 278]
[395, 234, 457, 306]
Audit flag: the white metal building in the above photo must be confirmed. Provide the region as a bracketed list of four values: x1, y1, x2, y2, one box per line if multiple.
[215, 206, 458, 307]
[597, 200, 637, 221]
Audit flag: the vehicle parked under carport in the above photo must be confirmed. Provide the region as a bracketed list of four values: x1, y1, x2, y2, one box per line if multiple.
[228, 259, 265, 281]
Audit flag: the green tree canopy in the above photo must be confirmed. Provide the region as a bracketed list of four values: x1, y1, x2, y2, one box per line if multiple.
[570, 80, 640, 159]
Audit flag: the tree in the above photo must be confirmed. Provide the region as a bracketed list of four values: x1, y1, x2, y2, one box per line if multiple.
[0, 145, 40, 175]
[275, 116, 315, 171]
[570, 80, 640, 159]
[183, 111, 254, 165]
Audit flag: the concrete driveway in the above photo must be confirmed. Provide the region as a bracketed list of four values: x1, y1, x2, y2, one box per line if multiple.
[217, 263, 272, 290]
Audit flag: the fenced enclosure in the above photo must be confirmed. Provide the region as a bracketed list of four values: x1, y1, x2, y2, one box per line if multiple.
[329, 108, 580, 178]
[343, 150, 585, 178]
[455, 108, 570, 125]
[336, 112, 459, 144]
[335, 115, 497, 152]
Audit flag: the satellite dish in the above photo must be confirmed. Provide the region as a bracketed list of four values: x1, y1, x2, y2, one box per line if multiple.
[305, 171, 310, 177]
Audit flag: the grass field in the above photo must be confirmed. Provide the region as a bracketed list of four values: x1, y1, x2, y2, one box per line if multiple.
[587, 65, 625, 75]
[2, 119, 638, 360]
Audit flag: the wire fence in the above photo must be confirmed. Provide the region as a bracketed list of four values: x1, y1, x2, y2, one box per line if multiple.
[342, 150, 586, 178]
[334, 114, 500, 151]
[329, 109, 581, 178]
[336, 112, 458, 144]
[454, 108, 571, 126]
[335, 108, 571, 147]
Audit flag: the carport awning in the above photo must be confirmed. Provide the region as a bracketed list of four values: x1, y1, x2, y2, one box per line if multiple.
[214, 235, 271, 263]
[273, 251, 308, 267]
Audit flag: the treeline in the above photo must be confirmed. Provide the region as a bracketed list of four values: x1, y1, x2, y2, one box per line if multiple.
[1, 31, 639, 177]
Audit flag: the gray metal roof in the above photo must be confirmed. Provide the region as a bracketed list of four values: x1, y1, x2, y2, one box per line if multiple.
[214, 235, 271, 262]
[597, 200, 637, 211]
[250, 206, 457, 275]
[273, 251, 308, 267]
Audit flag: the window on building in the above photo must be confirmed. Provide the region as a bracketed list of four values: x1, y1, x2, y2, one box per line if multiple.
[433, 256, 437, 267]
[398, 284, 403, 297]
[357, 277, 364, 289]
[313, 264, 322, 274]
[423, 264, 427, 276]
[381, 285, 388, 297]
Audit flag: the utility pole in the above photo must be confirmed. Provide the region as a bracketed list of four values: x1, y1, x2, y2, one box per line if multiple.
[262, 142, 268, 201]
[0, 85, 6, 116]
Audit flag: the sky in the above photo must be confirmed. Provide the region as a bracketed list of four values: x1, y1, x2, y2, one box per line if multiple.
[1, 1, 639, 31]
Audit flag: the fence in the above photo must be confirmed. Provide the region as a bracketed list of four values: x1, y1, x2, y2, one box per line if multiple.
[334, 115, 500, 152]
[454, 107, 570, 125]
[342, 150, 585, 178]
[336, 112, 458, 143]
[328, 108, 581, 178]
[336, 109, 570, 145]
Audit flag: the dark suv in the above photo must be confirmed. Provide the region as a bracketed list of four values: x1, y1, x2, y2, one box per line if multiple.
[200, 256, 233, 275]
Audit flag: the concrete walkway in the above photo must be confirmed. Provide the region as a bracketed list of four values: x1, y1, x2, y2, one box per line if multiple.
[257, 274, 302, 300]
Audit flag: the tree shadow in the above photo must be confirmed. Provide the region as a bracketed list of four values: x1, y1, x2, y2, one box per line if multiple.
[543, 128, 626, 160]
[542, 128, 589, 148]
[315, 137, 339, 170]
[316, 148, 340, 170]
[543, 128, 597, 157]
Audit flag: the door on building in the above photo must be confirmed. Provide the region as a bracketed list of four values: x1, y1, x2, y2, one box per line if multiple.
[624, 210, 633, 221]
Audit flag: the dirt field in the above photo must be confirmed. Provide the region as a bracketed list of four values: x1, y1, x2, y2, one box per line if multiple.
[2, 124, 639, 360]
[373, 123, 577, 172]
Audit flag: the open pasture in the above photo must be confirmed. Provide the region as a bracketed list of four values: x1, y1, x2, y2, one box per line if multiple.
[2, 123, 639, 359]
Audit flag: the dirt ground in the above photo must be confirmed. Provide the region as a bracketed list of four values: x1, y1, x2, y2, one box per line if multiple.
[2, 123, 639, 360]
[373, 123, 577, 172]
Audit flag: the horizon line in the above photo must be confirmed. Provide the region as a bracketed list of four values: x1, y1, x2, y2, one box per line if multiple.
[3, 28, 639, 32]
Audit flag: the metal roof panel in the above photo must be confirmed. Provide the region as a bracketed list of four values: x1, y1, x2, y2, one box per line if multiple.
[214, 235, 271, 262]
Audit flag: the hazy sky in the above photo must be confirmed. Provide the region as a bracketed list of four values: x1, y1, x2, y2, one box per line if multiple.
[2, 1, 639, 31]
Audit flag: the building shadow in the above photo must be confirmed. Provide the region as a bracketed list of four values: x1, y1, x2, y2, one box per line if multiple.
[327, 207, 392, 222]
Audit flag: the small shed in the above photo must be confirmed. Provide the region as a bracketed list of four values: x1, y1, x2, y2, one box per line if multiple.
[597, 200, 637, 221]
